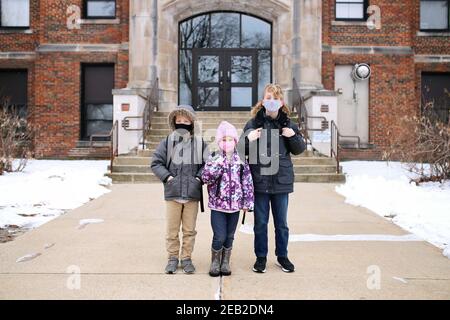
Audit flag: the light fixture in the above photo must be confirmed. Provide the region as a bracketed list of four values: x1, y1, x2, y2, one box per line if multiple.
[352, 63, 371, 81]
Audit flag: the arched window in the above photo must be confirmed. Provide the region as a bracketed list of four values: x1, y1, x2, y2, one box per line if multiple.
[179, 12, 272, 110]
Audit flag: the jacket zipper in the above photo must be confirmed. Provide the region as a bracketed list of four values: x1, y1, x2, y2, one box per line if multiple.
[228, 162, 232, 210]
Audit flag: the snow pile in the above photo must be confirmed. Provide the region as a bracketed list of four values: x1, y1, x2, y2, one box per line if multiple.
[336, 161, 450, 259]
[0, 160, 112, 229]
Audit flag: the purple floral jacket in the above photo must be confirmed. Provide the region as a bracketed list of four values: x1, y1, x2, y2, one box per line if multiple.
[201, 151, 254, 212]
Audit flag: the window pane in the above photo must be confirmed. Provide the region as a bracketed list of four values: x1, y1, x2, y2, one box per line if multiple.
[84, 65, 114, 104]
[258, 50, 271, 99]
[86, 120, 113, 137]
[198, 87, 219, 107]
[211, 13, 240, 48]
[198, 56, 219, 83]
[231, 56, 253, 83]
[1, 0, 30, 27]
[420, 1, 448, 30]
[86, 104, 113, 121]
[336, 3, 364, 19]
[231, 87, 252, 107]
[241, 15, 271, 49]
[87, 0, 115, 17]
[0, 70, 27, 106]
[421, 73, 450, 124]
[179, 50, 192, 105]
[180, 15, 210, 48]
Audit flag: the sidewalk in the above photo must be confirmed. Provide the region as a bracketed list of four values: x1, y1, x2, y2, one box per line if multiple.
[0, 183, 449, 300]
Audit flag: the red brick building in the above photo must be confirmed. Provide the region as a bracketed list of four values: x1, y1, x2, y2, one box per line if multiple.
[0, 0, 449, 160]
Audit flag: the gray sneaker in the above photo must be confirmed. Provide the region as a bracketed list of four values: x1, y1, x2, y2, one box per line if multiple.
[165, 257, 179, 274]
[180, 258, 196, 274]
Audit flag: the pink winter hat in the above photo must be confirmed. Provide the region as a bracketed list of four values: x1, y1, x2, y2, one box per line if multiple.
[215, 121, 239, 144]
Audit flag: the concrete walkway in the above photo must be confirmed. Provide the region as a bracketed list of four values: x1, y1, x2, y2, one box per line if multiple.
[1, 183, 449, 300]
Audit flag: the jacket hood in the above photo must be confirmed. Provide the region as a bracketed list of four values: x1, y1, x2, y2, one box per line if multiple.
[168, 105, 197, 131]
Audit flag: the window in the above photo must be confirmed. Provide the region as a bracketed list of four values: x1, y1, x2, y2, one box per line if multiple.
[0, 0, 30, 28]
[178, 12, 272, 107]
[420, 0, 450, 31]
[335, 0, 368, 21]
[0, 69, 28, 118]
[84, 0, 116, 19]
[421, 73, 450, 124]
[81, 64, 114, 140]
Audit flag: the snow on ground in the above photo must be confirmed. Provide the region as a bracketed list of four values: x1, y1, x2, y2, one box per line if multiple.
[0, 160, 112, 230]
[336, 161, 450, 259]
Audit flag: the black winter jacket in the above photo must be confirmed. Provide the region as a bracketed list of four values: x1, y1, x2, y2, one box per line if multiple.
[239, 108, 306, 194]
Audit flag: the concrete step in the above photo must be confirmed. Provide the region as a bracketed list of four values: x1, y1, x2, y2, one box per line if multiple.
[137, 149, 318, 158]
[67, 147, 110, 160]
[294, 165, 342, 174]
[150, 121, 248, 130]
[294, 173, 346, 183]
[104, 172, 160, 183]
[108, 165, 152, 173]
[114, 156, 151, 166]
[114, 155, 336, 166]
[108, 163, 341, 175]
[105, 171, 345, 184]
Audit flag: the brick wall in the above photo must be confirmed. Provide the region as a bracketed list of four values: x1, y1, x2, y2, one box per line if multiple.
[322, 0, 450, 161]
[0, 0, 129, 158]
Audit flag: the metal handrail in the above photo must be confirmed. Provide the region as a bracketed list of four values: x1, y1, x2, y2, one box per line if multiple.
[331, 120, 361, 174]
[142, 77, 159, 150]
[110, 120, 119, 172]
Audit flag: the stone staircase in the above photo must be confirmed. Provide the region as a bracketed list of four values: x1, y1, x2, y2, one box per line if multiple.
[105, 111, 346, 183]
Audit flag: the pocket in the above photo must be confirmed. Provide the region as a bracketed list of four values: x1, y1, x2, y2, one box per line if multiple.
[164, 175, 180, 198]
[187, 176, 202, 199]
[250, 165, 263, 182]
[277, 159, 294, 184]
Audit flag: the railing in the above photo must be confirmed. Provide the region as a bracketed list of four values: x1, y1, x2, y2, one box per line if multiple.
[122, 78, 159, 150]
[330, 121, 361, 174]
[292, 78, 328, 148]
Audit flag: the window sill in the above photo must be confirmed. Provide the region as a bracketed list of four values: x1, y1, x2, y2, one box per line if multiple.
[79, 18, 120, 25]
[0, 28, 33, 34]
[417, 31, 450, 37]
[332, 20, 368, 27]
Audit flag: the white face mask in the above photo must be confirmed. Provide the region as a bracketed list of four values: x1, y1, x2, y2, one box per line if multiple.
[263, 99, 282, 112]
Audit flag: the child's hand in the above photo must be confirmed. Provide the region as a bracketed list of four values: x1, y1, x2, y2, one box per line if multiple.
[281, 127, 295, 138]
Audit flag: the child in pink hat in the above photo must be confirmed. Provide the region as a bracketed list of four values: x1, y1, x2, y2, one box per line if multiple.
[202, 121, 254, 277]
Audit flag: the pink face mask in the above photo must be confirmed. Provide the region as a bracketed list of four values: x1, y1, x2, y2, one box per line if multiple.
[219, 140, 236, 153]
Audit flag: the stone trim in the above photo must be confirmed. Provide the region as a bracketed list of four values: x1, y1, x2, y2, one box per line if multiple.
[0, 52, 36, 59]
[0, 29, 33, 34]
[416, 31, 450, 37]
[78, 18, 121, 25]
[415, 55, 450, 63]
[331, 20, 368, 27]
[37, 43, 128, 53]
[324, 45, 413, 55]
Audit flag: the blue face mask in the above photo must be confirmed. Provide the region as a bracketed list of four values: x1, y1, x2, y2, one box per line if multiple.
[263, 99, 282, 112]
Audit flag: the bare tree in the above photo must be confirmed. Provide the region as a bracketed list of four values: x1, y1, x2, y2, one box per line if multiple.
[384, 89, 450, 185]
[0, 97, 38, 175]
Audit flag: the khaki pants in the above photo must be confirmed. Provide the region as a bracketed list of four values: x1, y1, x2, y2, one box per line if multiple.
[165, 200, 199, 260]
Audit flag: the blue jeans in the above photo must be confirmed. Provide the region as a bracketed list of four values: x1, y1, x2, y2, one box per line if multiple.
[211, 210, 240, 250]
[254, 193, 289, 258]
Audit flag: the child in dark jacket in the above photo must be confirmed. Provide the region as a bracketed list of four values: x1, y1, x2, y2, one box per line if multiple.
[202, 121, 254, 277]
[151, 105, 208, 275]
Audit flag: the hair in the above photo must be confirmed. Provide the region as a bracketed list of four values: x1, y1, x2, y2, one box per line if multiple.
[251, 83, 291, 118]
